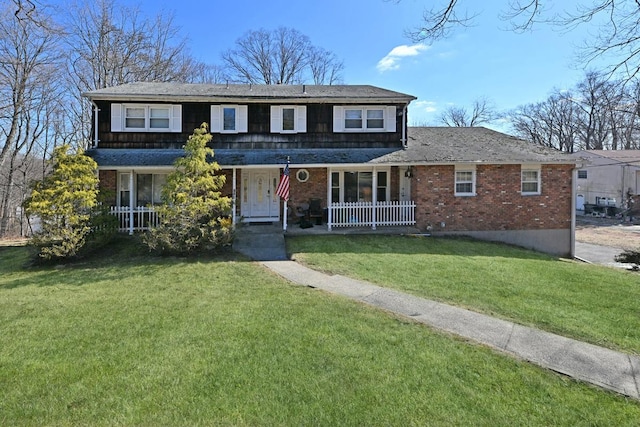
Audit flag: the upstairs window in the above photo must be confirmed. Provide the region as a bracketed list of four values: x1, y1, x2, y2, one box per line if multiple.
[521, 166, 541, 195]
[271, 106, 306, 133]
[211, 105, 248, 133]
[577, 170, 587, 179]
[333, 106, 396, 132]
[111, 104, 182, 132]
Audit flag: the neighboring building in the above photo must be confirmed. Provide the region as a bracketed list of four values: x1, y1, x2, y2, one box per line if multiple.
[84, 82, 577, 256]
[573, 150, 640, 216]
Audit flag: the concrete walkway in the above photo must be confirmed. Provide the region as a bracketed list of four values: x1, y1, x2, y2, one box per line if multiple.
[234, 225, 640, 399]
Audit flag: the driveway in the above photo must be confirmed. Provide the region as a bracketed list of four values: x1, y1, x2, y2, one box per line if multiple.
[575, 217, 638, 268]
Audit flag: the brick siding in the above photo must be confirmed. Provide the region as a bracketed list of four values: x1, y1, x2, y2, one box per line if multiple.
[413, 164, 572, 231]
[98, 170, 117, 205]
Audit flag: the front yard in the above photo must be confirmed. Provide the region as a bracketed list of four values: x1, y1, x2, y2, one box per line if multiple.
[287, 234, 640, 354]
[1, 237, 639, 425]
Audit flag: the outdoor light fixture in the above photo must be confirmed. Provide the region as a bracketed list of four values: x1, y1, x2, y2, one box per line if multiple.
[405, 166, 414, 178]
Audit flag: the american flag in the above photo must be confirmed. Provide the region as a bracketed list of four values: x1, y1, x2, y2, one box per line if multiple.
[275, 163, 290, 201]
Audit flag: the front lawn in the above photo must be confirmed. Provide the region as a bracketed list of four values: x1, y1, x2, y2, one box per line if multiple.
[1, 239, 639, 425]
[287, 235, 640, 354]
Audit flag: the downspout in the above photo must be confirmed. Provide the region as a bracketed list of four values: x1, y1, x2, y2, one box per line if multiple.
[402, 104, 408, 148]
[90, 100, 100, 148]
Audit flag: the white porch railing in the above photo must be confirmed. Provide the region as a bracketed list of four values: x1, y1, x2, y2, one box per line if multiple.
[109, 206, 160, 233]
[328, 201, 415, 230]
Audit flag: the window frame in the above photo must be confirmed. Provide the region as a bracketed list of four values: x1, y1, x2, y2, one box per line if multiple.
[210, 105, 248, 134]
[521, 165, 541, 195]
[329, 169, 390, 203]
[270, 105, 307, 134]
[113, 104, 181, 132]
[118, 172, 169, 207]
[454, 166, 476, 196]
[333, 106, 396, 133]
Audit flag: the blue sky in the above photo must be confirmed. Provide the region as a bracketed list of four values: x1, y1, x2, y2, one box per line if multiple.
[137, 0, 604, 130]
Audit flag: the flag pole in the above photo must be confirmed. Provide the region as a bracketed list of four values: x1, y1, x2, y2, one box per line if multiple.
[282, 156, 290, 232]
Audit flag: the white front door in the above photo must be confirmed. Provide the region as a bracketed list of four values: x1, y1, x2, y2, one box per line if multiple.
[576, 194, 585, 211]
[241, 169, 280, 221]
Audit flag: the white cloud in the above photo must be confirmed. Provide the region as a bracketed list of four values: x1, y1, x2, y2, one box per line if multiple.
[414, 100, 437, 113]
[376, 44, 429, 72]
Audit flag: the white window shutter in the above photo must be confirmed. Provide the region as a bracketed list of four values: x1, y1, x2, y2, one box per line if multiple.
[210, 105, 221, 132]
[237, 105, 248, 133]
[385, 106, 396, 132]
[333, 106, 344, 132]
[170, 105, 182, 132]
[111, 104, 122, 131]
[296, 106, 306, 133]
[270, 106, 281, 133]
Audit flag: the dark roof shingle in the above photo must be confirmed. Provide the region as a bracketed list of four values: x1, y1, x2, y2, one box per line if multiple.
[83, 82, 416, 103]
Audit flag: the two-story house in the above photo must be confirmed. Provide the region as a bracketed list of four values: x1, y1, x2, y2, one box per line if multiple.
[84, 82, 577, 256]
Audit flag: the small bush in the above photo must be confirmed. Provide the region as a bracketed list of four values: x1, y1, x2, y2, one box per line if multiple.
[614, 248, 640, 265]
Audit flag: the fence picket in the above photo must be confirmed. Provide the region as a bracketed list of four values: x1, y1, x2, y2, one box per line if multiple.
[329, 201, 415, 229]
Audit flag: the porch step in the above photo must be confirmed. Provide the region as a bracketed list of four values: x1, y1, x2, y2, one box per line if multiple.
[233, 223, 288, 261]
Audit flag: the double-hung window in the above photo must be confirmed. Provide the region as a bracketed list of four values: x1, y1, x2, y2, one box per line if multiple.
[521, 166, 541, 195]
[271, 106, 306, 133]
[577, 170, 587, 179]
[111, 104, 182, 132]
[455, 166, 476, 196]
[333, 106, 396, 132]
[211, 105, 248, 133]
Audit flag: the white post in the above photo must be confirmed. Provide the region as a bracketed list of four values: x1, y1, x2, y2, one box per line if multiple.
[372, 168, 377, 230]
[327, 168, 332, 231]
[129, 170, 134, 235]
[232, 168, 237, 227]
[283, 199, 288, 232]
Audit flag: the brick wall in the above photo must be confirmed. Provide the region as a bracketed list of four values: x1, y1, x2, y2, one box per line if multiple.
[413, 164, 573, 231]
[289, 167, 328, 208]
[98, 170, 117, 205]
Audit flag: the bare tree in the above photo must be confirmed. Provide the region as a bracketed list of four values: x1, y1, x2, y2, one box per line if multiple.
[62, 0, 208, 147]
[405, 1, 640, 82]
[440, 97, 499, 127]
[307, 46, 344, 85]
[510, 72, 640, 152]
[510, 89, 582, 152]
[221, 27, 344, 84]
[0, 0, 62, 236]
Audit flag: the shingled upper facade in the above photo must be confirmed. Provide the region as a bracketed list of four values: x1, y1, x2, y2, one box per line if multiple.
[84, 82, 578, 256]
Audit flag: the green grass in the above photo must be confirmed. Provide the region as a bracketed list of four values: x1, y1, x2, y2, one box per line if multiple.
[1, 238, 639, 425]
[287, 234, 640, 355]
